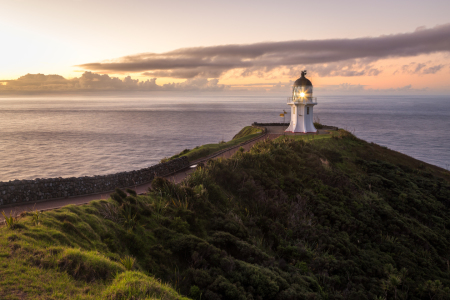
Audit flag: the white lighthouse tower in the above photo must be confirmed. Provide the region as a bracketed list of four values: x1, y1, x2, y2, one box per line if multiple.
[285, 70, 318, 133]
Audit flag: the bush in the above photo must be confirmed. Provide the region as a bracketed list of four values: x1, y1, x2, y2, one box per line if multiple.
[125, 188, 137, 197]
[313, 122, 324, 129]
[190, 285, 202, 300]
[170, 217, 190, 234]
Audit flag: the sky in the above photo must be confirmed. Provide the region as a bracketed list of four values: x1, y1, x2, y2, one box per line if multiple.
[1, 0, 450, 95]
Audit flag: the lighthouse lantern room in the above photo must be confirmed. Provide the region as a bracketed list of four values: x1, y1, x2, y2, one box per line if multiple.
[285, 70, 318, 133]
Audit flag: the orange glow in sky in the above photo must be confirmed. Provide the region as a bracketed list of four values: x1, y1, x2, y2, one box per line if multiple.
[1, 0, 449, 94]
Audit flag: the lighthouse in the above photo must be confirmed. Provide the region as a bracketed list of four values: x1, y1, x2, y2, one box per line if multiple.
[285, 70, 318, 133]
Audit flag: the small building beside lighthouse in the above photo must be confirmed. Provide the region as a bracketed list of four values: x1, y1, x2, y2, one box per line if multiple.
[285, 71, 318, 133]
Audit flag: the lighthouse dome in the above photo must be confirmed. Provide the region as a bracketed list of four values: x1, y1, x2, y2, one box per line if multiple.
[294, 71, 312, 86]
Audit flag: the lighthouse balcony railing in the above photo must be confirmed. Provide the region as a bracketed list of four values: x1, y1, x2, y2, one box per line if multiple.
[287, 97, 318, 104]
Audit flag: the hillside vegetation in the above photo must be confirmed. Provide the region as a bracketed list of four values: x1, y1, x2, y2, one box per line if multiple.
[231, 126, 263, 140]
[1, 129, 450, 299]
[165, 126, 263, 162]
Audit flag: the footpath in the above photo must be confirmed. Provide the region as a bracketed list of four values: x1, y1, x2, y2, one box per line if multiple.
[0, 126, 331, 219]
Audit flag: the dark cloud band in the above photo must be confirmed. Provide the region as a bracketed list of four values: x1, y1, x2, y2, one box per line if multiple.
[77, 24, 450, 78]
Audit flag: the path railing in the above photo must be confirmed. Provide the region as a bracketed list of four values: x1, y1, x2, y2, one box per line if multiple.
[287, 97, 318, 104]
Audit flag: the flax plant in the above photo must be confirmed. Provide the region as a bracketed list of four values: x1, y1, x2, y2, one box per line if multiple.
[120, 255, 136, 271]
[1, 210, 19, 229]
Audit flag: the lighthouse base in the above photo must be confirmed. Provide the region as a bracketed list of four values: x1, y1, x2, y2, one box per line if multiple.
[285, 120, 317, 134]
[285, 102, 317, 134]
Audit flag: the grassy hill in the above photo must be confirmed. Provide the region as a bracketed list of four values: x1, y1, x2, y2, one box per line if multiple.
[1, 129, 450, 299]
[164, 126, 263, 162]
[231, 126, 263, 140]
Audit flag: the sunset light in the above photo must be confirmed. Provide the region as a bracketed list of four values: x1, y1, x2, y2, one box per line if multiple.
[0, 0, 449, 94]
[1, 1, 450, 299]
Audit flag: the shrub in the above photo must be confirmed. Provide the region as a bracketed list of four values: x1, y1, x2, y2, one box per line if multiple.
[314, 122, 324, 129]
[110, 188, 128, 204]
[125, 188, 137, 197]
[170, 217, 190, 234]
[102, 271, 189, 300]
[120, 255, 136, 271]
[190, 285, 202, 300]
[208, 275, 246, 300]
[110, 192, 124, 204]
[116, 188, 128, 199]
[121, 205, 141, 233]
[98, 202, 122, 223]
[124, 196, 137, 205]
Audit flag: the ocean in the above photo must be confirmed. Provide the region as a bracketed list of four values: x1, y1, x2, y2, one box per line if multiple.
[0, 94, 449, 181]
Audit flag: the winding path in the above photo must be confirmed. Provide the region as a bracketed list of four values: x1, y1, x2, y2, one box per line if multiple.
[1, 126, 330, 219]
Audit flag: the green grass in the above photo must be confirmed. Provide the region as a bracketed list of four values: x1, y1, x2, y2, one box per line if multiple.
[274, 133, 332, 142]
[231, 126, 263, 140]
[0, 197, 185, 299]
[58, 248, 125, 281]
[0, 257, 99, 300]
[102, 271, 190, 300]
[165, 126, 264, 162]
[119, 255, 136, 271]
[1, 210, 20, 229]
[1, 127, 450, 299]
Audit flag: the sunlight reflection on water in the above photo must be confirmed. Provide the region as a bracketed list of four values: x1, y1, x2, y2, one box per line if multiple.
[0, 94, 449, 181]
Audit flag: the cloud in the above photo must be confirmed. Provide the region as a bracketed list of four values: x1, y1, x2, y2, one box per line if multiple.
[77, 23, 450, 79]
[161, 78, 227, 91]
[423, 65, 444, 74]
[281, 58, 382, 78]
[0, 72, 228, 93]
[316, 83, 367, 93]
[397, 62, 446, 75]
[2, 74, 74, 91]
[317, 83, 428, 94]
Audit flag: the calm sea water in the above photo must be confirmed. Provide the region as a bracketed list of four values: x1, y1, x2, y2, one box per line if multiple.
[0, 94, 449, 181]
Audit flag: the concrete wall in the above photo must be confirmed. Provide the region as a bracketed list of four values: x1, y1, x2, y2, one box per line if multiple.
[0, 156, 189, 206]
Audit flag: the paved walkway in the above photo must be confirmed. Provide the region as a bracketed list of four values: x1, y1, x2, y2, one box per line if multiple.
[0, 168, 198, 219]
[1, 126, 333, 219]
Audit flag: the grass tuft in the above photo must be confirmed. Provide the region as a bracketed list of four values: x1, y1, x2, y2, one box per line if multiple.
[102, 271, 189, 300]
[1, 210, 20, 230]
[119, 255, 136, 271]
[31, 209, 43, 226]
[58, 248, 125, 282]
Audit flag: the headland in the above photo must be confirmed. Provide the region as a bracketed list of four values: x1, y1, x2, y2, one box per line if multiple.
[1, 125, 450, 299]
